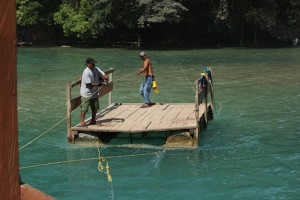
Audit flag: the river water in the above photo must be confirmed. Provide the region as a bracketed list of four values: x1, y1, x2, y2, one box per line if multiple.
[18, 47, 300, 200]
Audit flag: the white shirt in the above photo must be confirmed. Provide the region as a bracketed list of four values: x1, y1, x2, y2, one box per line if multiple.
[80, 66, 105, 98]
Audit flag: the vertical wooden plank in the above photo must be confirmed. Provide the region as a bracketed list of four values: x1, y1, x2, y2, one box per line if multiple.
[0, 1, 20, 199]
[66, 83, 73, 143]
[194, 80, 199, 143]
[209, 82, 214, 111]
[108, 68, 113, 106]
[194, 80, 199, 121]
[204, 82, 208, 124]
[194, 128, 199, 146]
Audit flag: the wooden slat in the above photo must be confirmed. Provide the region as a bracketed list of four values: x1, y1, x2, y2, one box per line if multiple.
[104, 68, 115, 74]
[99, 82, 113, 97]
[146, 105, 174, 130]
[96, 104, 130, 120]
[116, 105, 153, 132]
[69, 82, 113, 112]
[160, 105, 185, 128]
[169, 105, 196, 129]
[130, 105, 163, 132]
[82, 104, 137, 131]
[71, 80, 81, 88]
[70, 96, 81, 111]
[198, 82, 211, 105]
[102, 105, 141, 130]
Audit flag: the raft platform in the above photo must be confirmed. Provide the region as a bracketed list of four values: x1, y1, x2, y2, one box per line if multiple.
[66, 68, 214, 147]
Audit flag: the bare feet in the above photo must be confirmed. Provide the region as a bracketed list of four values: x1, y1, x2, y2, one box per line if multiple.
[79, 123, 86, 127]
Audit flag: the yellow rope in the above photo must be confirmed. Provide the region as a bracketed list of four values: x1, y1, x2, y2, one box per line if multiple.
[97, 142, 112, 182]
[19, 151, 160, 170]
[19, 70, 139, 151]
[18, 85, 103, 151]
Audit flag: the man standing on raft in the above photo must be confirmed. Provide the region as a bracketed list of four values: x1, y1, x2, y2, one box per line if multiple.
[137, 51, 154, 108]
[80, 57, 107, 126]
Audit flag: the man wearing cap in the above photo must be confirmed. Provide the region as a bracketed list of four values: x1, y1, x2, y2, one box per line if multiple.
[80, 57, 107, 126]
[137, 51, 154, 108]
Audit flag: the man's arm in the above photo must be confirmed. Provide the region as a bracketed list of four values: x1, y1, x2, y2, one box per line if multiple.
[137, 59, 149, 75]
[96, 67, 108, 81]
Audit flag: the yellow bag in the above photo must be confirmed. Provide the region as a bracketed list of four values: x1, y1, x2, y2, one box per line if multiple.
[152, 81, 159, 94]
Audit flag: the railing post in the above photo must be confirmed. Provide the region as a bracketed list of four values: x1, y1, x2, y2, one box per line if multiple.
[66, 82, 73, 143]
[108, 67, 113, 106]
[204, 79, 208, 125]
[194, 80, 199, 121]
[194, 80, 199, 143]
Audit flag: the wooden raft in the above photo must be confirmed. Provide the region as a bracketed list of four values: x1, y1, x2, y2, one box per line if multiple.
[66, 68, 214, 146]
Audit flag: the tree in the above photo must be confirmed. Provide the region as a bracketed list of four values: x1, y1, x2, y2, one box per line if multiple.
[53, 0, 187, 45]
[255, 0, 300, 45]
[15, 0, 300, 46]
[212, 0, 300, 46]
[16, 0, 42, 27]
[212, 0, 252, 46]
[54, 0, 91, 40]
[16, 0, 42, 41]
[136, 0, 187, 28]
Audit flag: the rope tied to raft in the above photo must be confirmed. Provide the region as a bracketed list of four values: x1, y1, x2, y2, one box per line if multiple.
[19, 150, 162, 170]
[19, 70, 139, 151]
[97, 142, 112, 182]
[176, 59, 196, 94]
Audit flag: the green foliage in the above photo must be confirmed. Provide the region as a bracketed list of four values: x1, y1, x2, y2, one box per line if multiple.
[16, 0, 300, 45]
[137, 0, 188, 28]
[54, 0, 125, 40]
[16, 0, 42, 26]
[54, 0, 100, 40]
[212, 0, 300, 44]
[53, 0, 188, 39]
[245, 0, 300, 41]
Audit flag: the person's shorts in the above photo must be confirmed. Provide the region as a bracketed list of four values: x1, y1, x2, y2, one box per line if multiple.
[81, 97, 99, 112]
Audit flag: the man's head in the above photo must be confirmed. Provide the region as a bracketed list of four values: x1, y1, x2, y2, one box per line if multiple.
[139, 51, 147, 60]
[86, 57, 96, 69]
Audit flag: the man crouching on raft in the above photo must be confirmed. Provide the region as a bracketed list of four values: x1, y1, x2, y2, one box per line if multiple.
[137, 51, 154, 108]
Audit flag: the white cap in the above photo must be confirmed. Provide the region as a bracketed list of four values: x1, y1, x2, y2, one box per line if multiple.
[139, 51, 146, 57]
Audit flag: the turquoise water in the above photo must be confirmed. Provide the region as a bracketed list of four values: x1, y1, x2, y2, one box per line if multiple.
[18, 48, 300, 199]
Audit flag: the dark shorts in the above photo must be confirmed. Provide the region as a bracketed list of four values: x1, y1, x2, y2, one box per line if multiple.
[81, 97, 99, 112]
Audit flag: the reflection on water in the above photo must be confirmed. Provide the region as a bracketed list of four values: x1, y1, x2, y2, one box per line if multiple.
[18, 47, 300, 199]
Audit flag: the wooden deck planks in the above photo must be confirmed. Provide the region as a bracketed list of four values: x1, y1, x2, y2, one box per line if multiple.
[96, 104, 140, 131]
[116, 104, 156, 132]
[169, 105, 196, 129]
[141, 104, 196, 131]
[72, 103, 199, 133]
[96, 104, 133, 120]
[130, 105, 164, 132]
[145, 104, 174, 131]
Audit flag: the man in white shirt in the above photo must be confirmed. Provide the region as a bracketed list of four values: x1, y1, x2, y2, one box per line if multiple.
[80, 57, 107, 126]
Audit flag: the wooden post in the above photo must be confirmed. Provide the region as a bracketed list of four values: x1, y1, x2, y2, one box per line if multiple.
[194, 80, 199, 121]
[66, 83, 73, 143]
[0, 1, 55, 199]
[209, 82, 214, 112]
[204, 80, 208, 125]
[194, 80, 199, 143]
[108, 68, 113, 106]
[0, 1, 20, 198]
